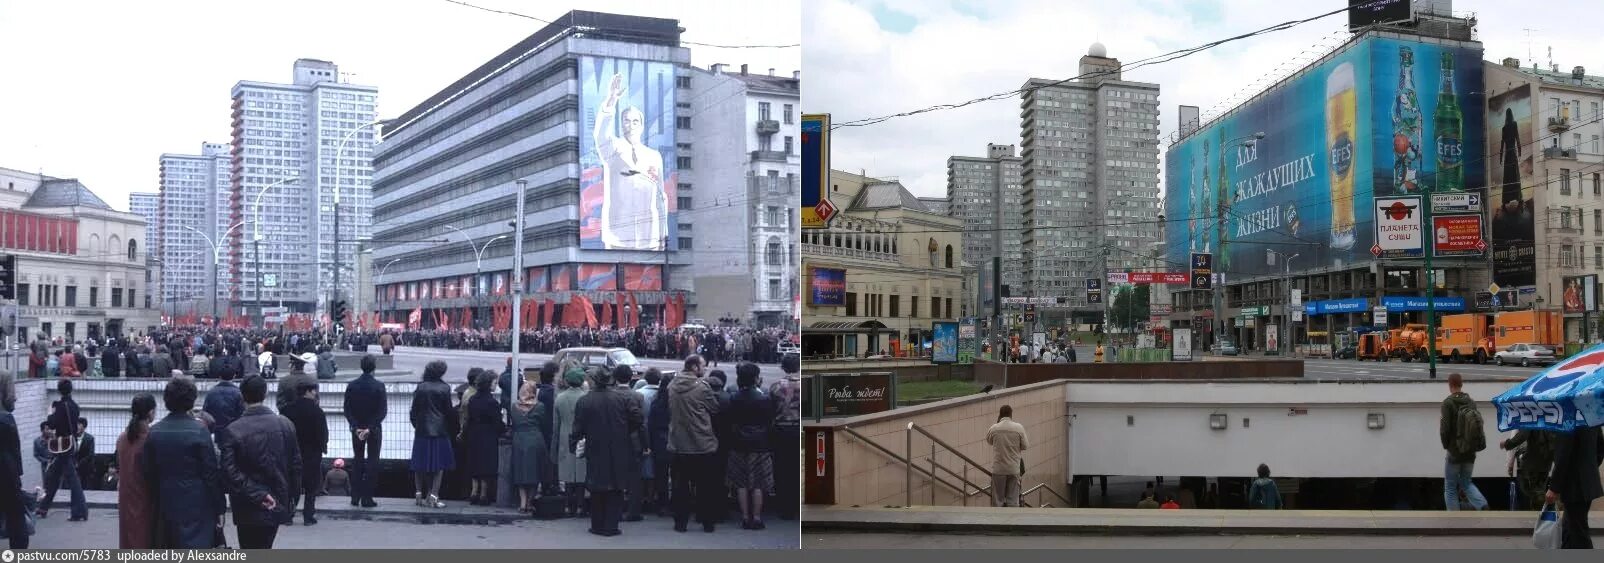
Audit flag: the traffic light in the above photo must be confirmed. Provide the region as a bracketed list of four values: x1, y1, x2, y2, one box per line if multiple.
[333, 300, 348, 331]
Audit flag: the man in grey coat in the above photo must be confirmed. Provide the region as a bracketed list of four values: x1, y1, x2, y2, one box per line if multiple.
[666, 355, 721, 533]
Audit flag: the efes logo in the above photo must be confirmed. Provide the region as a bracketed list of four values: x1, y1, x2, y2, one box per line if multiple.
[1528, 350, 1604, 394]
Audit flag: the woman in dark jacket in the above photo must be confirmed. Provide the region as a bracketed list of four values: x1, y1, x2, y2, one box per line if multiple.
[462, 372, 504, 505]
[409, 360, 455, 508]
[647, 375, 672, 516]
[726, 363, 777, 529]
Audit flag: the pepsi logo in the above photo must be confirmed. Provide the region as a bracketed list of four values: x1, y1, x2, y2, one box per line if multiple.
[1528, 350, 1604, 394]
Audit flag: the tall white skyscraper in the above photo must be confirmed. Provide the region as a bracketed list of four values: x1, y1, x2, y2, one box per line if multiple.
[157, 143, 229, 312]
[1019, 43, 1161, 324]
[230, 59, 378, 315]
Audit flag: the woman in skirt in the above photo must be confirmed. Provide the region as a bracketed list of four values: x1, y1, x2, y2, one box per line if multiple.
[725, 363, 776, 530]
[410, 360, 455, 508]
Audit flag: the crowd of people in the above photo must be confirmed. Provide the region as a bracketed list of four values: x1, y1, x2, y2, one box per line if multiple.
[362, 325, 796, 364]
[0, 346, 801, 548]
[21, 327, 345, 381]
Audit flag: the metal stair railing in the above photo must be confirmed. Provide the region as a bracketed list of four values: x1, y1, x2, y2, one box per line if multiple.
[1022, 482, 1073, 508]
[906, 422, 997, 507]
[839, 425, 993, 506]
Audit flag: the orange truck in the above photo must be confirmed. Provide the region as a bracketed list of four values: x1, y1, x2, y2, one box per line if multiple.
[1434, 313, 1496, 364]
[1427, 310, 1564, 363]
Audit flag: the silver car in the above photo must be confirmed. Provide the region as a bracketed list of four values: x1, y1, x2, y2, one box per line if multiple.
[553, 347, 645, 375]
[1493, 343, 1557, 367]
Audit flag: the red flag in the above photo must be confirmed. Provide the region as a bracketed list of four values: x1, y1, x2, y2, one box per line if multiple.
[629, 292, 640, 328]
[408, 307, 422, 329]
[601, 298, 612, 329]
[544, 298, 556, 327]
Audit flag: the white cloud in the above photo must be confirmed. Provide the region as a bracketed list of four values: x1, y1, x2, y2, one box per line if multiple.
[0, 0, 798, 211]
[804, 0, 1604, 199]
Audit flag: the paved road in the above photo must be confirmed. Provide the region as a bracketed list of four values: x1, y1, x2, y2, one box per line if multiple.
[1301, 358, 1540, 381]
[806, 532, 1558, 549]
[367, 345, 786, 385]
[30, 509, 796, 549]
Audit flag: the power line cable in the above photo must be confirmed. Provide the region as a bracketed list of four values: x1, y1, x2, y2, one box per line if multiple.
[441, 0, 799, 49]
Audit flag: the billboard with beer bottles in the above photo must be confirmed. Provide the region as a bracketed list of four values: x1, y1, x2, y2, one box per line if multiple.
[1164, 35, 1485, 277]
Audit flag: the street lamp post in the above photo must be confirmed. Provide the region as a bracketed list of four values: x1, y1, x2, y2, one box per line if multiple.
[181, 221, 247, 325]
[253, 176, 300, 323]
[511, 178, 527, 410]
[331, 120, 386, 333]
[378, 258, 402, 324]
[1268, 250, 1300, 356]
[443, 225, 508, 330]
[1212, 132, 1265, 352]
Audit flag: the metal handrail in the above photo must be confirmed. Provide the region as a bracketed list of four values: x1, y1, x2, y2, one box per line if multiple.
[1023, 482, 1072, 508]
[909, 422, 992, 477]
[839, 425, 969, 498]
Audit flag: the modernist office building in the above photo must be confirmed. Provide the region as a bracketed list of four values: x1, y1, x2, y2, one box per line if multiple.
[371, 11, 694, 327]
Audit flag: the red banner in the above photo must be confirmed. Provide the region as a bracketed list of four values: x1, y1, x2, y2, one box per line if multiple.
[1431, 214, 1485, 257]
[1117, 272, 1192, 285]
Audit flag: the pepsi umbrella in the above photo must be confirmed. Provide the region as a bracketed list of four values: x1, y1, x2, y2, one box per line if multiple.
[1493, 343, 1604, 432]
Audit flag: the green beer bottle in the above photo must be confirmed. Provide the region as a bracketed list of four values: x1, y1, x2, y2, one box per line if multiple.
[1433, 51, 1463, 192]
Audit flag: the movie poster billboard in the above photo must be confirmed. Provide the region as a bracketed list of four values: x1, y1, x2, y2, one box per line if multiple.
[579, 56, 677, 251]
[1488, 84, 1536, 288]
[1165, 36, 1485, 277]
[809, 267, 845, 306]
[1563, 274, 1598, 314]
[931, 321, 958, 364]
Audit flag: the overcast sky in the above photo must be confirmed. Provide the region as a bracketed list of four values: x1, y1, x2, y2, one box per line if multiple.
[0, 0, 799, 212]
[804, 0, 1604, 199]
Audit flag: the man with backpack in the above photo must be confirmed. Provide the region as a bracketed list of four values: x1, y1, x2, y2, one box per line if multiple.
[1439, 372, 1488, 510]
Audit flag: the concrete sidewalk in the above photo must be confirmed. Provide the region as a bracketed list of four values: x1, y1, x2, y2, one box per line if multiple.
[802, 506, 1542, 536]
[74, 490, 529, 525]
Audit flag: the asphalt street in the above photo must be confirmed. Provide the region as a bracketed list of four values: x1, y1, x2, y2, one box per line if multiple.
[365, 345, 787, 385]
[805, 532, 1562, 549]
[1300, 357, 1541, 381]
[27, 509, 797, 549]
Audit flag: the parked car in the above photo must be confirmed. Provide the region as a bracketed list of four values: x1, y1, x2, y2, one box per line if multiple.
[778, 341, 800, 356]
[553, 347, 663, 377]
[1218, 342, 1240, 356]
[1493, 343, 1557, 367]
[1334, 344, 1357, 359]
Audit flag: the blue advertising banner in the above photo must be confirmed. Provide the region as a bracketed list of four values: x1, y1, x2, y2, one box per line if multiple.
[1380, 295, 1466, 312]
[1165, 36, 1484, 277]
[1305, 297, 1371, 315]
[1494, 343, 1604, 432]
[578, 56, 677, 251]
[809, 267, 845, 306]
[931, 321, 958, 364]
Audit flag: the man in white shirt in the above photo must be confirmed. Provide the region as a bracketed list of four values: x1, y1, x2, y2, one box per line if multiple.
[594, 72, 666, 251]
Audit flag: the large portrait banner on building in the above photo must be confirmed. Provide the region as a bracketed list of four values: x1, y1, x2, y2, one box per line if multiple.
[1488, 84, 1537, 288]
[579, 56, 678, 251]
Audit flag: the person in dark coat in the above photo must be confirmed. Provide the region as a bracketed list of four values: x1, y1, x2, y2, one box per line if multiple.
[647, 373, 672, 516]
[1546, 424, 1604, 549]
[463, 373, 503, 505]
[202, 370, 244, 440]
[343, 355, 386, 508]
[206, 350, 233, 381]
[0, 391, 27, 549]
[218, 376, 301, 549]
[276, 356, 315, 413]
[727, 362, 777, 529]
[150, 353, 173, 381]
[102, 342, 122, 378]
[536, 362, 559, 494]
[409, 360, 454, 508]
[73, 347, 89, 375]
[569, 367, 644, 537]
[616, 366, 649, 522]
[142, 377, 225, 548]
[124, 346, 144, 378]
[39, 379, 86, 521]
[281, 381, 328, 525]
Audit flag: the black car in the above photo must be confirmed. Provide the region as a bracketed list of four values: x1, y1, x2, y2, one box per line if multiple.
[1334, 344, 1357, 359]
